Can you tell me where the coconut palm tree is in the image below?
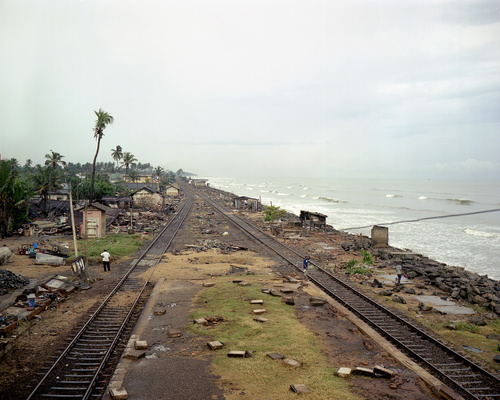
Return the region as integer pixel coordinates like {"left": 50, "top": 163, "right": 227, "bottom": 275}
{"left": 121, "top": 152, "right": 137, "bottom": 176}
{"left": 45, "top": 150, "right": 66, "bottom": 170}
{"left": 111, "top": 145, "right": 123, "bottom": 170}
{"left": 154, "top": 166, "right": 164, "bottom": 180}
{"left": 89, "top": 109, "right": 114, "bottom": 202}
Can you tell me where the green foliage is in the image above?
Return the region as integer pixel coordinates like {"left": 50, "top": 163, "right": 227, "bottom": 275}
{"left": 75, "top": 233, "right": 146, "bottom": 264}
{"left": 345, "top": 259, "right": 371, "bottom": 275}
{"left": 0, "top": 160, "right": 31, "bottom": 236}
{"left": 454, "top": 322, "right": 480, "bottom": 333}
{"left": 360, "top": 248, "right": 374, "bottom": 265}
{"left": 263, "top": 205, "right": 286, "bottom": 222}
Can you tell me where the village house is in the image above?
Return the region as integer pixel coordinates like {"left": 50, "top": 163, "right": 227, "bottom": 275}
{"left": 165, "top": 183, "right": 180, "bottom": 197}
{"left": 75, "top": 203, "right": 111, "bottom": 238}
{"left": 130, "top": 186, "right": 165, "bottom": 208}
{"left": 233, "top": 196, "right": 261, "bottom": 212}
{"left": 299, "top": 210, "right": 327, "bottom": 231}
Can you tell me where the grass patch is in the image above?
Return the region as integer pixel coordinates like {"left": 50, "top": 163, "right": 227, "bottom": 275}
{"left": 69, "top": 234, "right": 148, "bottom": 264}
{"left": 189, "top": 277, "right": 361, "bottom": 400}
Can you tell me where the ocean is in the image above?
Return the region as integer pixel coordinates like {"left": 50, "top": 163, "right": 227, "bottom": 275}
{"left": 203, "top": 176, "right": 500, "bottom": 281}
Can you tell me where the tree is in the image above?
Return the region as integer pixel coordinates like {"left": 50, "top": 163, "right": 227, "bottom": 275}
{"left": 44, "top": 150, "right": 66, "bottom": 213}
{"left": 122, "top": 152, "right": 137, "bottom": 176}
{"left": 89, "top": 109, "right": 114, "bottom": 202}
{"left": 154, "top": 166, "right": 164, "bottom": 180}
{"left": 128, "top": 170, "right": 139, "bottom": 190}
{"left": 0, "top": 160, "right": 30, "bottom": 237}
{"left": 31, "top": 165, "right": 62, "bottom": 213}
{"left": 263, "top": 205, "right": 287, "bottom": 222}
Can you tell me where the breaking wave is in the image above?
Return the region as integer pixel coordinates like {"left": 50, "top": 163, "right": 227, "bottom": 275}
{"left": 464, "top": 228, "right": 495, "bottom": 238}
{"left": 418, "top": 196, "right": 428, "bottom": 200}
{"left": 447, "top": 198, "right": 474, "bottom": 205}
{"left": 313, "top": 196, "right": 344, "bottom": 203}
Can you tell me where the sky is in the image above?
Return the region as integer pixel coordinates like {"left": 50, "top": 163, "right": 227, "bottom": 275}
{"left": 1, "top": 0, "right": 499, "bottom": 180}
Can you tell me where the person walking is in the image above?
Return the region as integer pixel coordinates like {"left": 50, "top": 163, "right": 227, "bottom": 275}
{"left": 303, "top": 255, "right": 310, "bottom": 276}
{"left": 394, "top": 264, "right": 402, "bottom": 284}
{"left": 100, "top": 249, "right": 111, "bottom": 272}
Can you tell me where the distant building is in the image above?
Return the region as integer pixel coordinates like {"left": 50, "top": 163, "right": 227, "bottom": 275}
{"left": 165, "top": 184, "right": 180, "bottom": 197}
{"left": 299, "top": 210, "right": 327, "bottom": 231}
{"left": 125, "top": 182, "right": 160, "bottom": 192}
{"left": 190, "top": 179, "right": 209, "bottom": 187}
{"left": 233, "top": 196, "right": 260, "bottom": 212}
{"left": 130, "top": 186, "right": 165, "bottom": 208}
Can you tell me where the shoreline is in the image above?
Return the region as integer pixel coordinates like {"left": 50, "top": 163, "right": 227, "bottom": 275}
{"left": 201, "top": 176, "right": 500, "bottom": 281}
{"left": 198, "top": 183, "right": 500, "bottom": 317}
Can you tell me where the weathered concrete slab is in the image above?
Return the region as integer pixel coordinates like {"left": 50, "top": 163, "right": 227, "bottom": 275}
{"left": 415, "top": 295, "right": 476, "bottom": 315}
{"left": 207, "top": 341, "right": 224, "bottom": 350}
{"left": 253, "top": 317, "right": 269, "bottom": 323}
{"left": 203, "top": 282, "right": 215, "bottom": 287}
{"left": 283, "top": 358, "right": 302, "bottom": 368}
{"left": 109, "top": 387, "right": 128, "bottom": 399}
{"left": 134, "top": 340, "right": 148, "bottom": 350}
{"left": 249, "top": 299, "right": 263, "bottom": 304}
{"left": 252, "top": 309, "right": 267, "bottom": 314}
{"left": 267, "top": 352, "right": 284, "bottom": 360}
{"left": 124, "top": 350, "right": 146, "bottom": 360}
{"left": 227, "top": 350, "right": 252, "bottom": 358}
{"left": 290, "top": 384, "right": 310, "bottom": 394}
{"left": 374, "top": 365, "right": 396, "bottom": 378}
{"left": 168, "top": 329, "right": 182, "bottom": 338}
{"left": 282, "top": 296, "right": 295, "bottom": 305}
{"left": 193, "top": 318, "right": 208, "bottom": 325}
{"left": 355, "top": 367, "right": 374, "bottom": 376}
{"left": 336, "top": 367, "right": 352, "bottom": 378}
{"left": 153, "top": 309, "right": 166, "bottom": 316}
{"left": 238, "top": 281, "right": 251, "bottom": 287}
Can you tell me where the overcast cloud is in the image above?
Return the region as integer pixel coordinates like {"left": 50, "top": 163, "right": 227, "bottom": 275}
{"left": 1, "top": 0, "right": 499, "bottom": 179}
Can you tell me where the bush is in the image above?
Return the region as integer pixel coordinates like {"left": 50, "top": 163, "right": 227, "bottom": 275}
{"left": 263, "top": 205, "right": 286, "bottom": 222}
{"left": 360, "top": 248, "right": 374, "bottom": 265}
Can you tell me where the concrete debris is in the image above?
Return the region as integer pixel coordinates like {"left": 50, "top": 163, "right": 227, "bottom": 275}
{"left": 283, "top": 358, "right": 302, "bottom": 368}
{"left": 0, "top": 269, "right": 29, "bottom": 295}
{"left": 290, "top": 384, "right": 310, "bottom": 394}
{"left": 134, "top": 340, "right": 148, "bottom": 350}
{"left": 282, "top": 296, "right": 295, "bottom": 305}
{"left": 252, "top": 309, "right": 267, "bottom": 314}
{"left": 267, "top": 352, "right": 284, "bottom": 360}
{"left": 35, "top": 252, "right": 66, "bottom": 266}
{"left": 125, "top": 350, "right": 146, "bottom": 360}
{"left": 154, "top": 309, "right": 166, "bottom": 316}
{"left": 374, "top": 365, "right": 396, "bottom": 378}
{"left": 253, "top": 317, "right": 269, "bottom": 323}
{"left": 207, "top": 341, "right": 224, "bottom": 350}
{"left": 194, "top": 318, "right": 208, "bottom": 325}
{"left": 336, "top": 367, "right": 352, "bottom": 378}
{"left": 109, "top": 387, "right": 128, "bottom": 400}
{"left": 168, "top": 328, "right": 182, "bottom": 338}
{"left": 227, "top": 350, "right": 252, "bottom": 358}
{"left": 355, "top": 367, "right": 374, "bottom": 376}
{"left": 0, "top": 247, "right": 12, "bottom": 265}
{"left": 249, "top": 299, "right": 263, "bottom": 304}
{"left": 203, "top": 282, "right": 215, "bottom": 287}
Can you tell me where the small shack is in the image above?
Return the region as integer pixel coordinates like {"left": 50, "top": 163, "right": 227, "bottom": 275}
{"left": 76, "top": 203, "right": 109, "bottom": 238}
{"left": 165, "top": 184, "right": 180, "bottom": 197}
{"left": 299, "top": 210, "right": 327, "bottom": 231}
{"left": 233, "top": 196, "right": 260, "bottom": 212}
{"left": 130, "top": 186, "right": 165, "bottom": 208}
{"left": 191, "top": 179, "right": 208, "bottom": 187}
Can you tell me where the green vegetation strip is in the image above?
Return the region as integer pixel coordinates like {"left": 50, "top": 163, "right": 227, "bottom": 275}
{"left": 70, "top": 234, "right": 149, "bottom": 264}
{"left": 189, "top": 277, "right": 360, "bottom": 400}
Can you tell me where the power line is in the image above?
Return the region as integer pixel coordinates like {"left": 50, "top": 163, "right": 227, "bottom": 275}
{"left": 343, "top": 208, "right": 500, "bottom": 231}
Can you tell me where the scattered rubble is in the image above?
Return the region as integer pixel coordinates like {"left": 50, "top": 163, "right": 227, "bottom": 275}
{"left": 0, "top": 269, "right": 29, "bottom": 295}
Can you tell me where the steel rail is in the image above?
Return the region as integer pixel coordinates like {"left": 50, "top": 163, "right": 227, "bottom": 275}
{"left": 195, "top": 188, "right": 500, "bottom": 400}
{"left": 26, "top": 197, "right": 194, "bottom": 400}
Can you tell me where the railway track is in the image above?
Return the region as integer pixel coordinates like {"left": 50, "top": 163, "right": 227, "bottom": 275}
{"left": 25, "top": 197, "right": 194, "bottom": 400}
{"left": 195, "top": 188, "right": 500, "bottom": 400}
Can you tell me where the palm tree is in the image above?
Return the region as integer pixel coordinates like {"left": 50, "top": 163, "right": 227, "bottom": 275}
{"left": 121, "top": 152, "right": 137, "bottom": 176}
{"left": 89, "top": 109, "right": 114, "bottom": 202}
{"left": 154, "top": 166, "right": 164, "bottom": 181}
{"left": 44, "top": 150, "right": 66, "bottom": 212}
{"left": 128, "top": 170, "right": 139, "bottom": 191}
{"left": 111, "top": 145, "right": 123, "bottom": 170}
{"left": 45, "top": 150, "right": 66, "bottom": 169}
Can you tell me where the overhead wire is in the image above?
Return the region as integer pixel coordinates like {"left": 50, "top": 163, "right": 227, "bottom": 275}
{"left": 343, "top": 208, "right": 500, "bottom": 231}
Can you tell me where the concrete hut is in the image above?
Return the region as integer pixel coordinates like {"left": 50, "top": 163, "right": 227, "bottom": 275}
{"left": 233, "top": 196, "right": 261, "bottom": 212}
{"left": 76, "top": 202, "right": 110, "bottom": 238}
{"left": 130, "top": 186, "right": 165, "bottom": 208}
{"left": 299, "top": 210, "right": 327, "bottom": 231}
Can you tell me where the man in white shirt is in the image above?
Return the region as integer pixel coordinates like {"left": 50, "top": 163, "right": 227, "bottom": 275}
{"left": 100, "top": 249, "right": 111, "bottom": 272}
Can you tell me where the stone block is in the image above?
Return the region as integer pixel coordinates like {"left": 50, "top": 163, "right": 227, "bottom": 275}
{"left": 109, "top": 387, "right": 128, "bottom": 400}
{"left": 267, "top": 352, "right": 284, "bottom": 360}
{"left": 252, "top": 309, "right": 267, "bottom": 314}
{"left": 124, "top": 350, "right": 146, "bottom": 360}
{"left": 203, "top": 282, "right": 215, "bottom": 287}
{"left": 153, "top": 309, "right": 166, "bottom": 316}
{"left": 374, "top": 365, "right": 396, "bottom": 378}
{"left": 207, "top": 341, "right": 224, "bottom": 350}
{"left": 168, "top": 329, "right": 182, "bottom": 338}
{"left": 336, "top": 367, "right": 352, "bottom": 378}
{"left": 290, "top": 384, "right": 310, "bottom": 394}
{"left": 238, "top": 281, "right": 251, "bottom": 286}
{"left": 253, "top": 317, "right": 269, "bottom": 323}
{"left": 228, "top": 350, "right": 252, "bottom": 358}
{"left": 282, "top": 296, "right": 295, "bottom": 305}
{"left": 282, "top": 358, "right": 302, "bottom": 368}
{"left": 280, "top": 288, "right": 294, "bottom": 294}
{"left": 134, "top": 340, "right": 148, "bottom": 350}
{"left": 355, "top": 367, "right": 374, "bottom": 376}
{"left": 250, "top": 299, "right": 263, "bottom": 304}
